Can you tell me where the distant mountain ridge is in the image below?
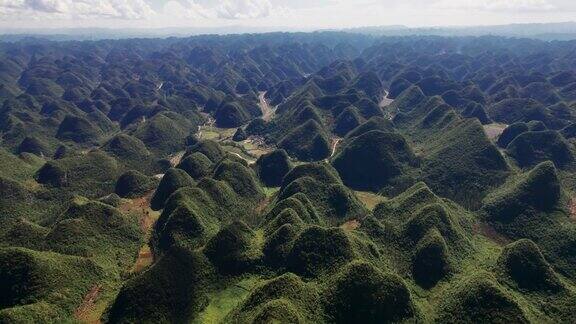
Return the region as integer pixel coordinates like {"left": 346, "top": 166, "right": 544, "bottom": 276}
{"left": 341, "top": 22, "right": 576, "bottom": 40}
{"left": 2, "top": 22, "right": 576, "bottom": 42}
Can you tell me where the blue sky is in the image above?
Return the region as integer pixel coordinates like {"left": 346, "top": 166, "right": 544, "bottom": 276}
{"left": 0, "top": 0, "right": 575, "bottom": 30}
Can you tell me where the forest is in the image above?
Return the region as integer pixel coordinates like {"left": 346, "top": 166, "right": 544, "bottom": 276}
{"left": 1, "top": 32, "right": 576, "bottom": 323}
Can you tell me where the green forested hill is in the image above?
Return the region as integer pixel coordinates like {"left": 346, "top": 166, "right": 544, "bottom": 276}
{"left": 1, "top": 33, "right": 576, "bottom": 323}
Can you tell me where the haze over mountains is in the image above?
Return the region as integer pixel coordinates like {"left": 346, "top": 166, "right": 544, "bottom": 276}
{"left": 2, "top": 22, "right": 576, "bottom": 41}
{"left": 344, "top": 21, "right": 576, "bottom": 40}
{"left": 1, "top": 17, "right": 576, "bottom": 324}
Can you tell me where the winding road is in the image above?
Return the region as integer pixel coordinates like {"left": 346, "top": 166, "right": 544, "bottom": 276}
{"left": 258, "top": 91, "right": 275, "bottom": 121}
{"left": 379, "top": 90, "right": 394, "bottom": 108}
{"left": 330, "top": 138, "right": 341, "bottom": 158}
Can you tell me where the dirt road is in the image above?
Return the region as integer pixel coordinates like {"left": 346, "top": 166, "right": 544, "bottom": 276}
{"left": 258, "top": 92, "right": 275, "bottom": 122}
{"left": 379, "top": 90, "right": 394, "bottom": 108}
{"left": 169, "top": 151, "right": 185, "bottom": 167}
{"left": 330, "top": 138, "right": 341, "bottom": 158}
{"left": 74, "top": 285, "right": 102, "bottom": 324}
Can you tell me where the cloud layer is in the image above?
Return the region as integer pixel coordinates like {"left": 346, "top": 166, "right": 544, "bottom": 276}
{"left": 0, "top": 0, "right": 287, "bottom": 22}
{"left": 0, "top": 0, "right": 575, "bottom": 28}
{"left": 433, "top": 0, "right": 557, "bottom": 12}
{"left": 170, "top": 0, "right": 280, "bottom": 20}
{"left": 216, "top": 0, "right": 274, "bottom": 19}
{"left": 0, "top": 0, "right": 154, "bottom": 19}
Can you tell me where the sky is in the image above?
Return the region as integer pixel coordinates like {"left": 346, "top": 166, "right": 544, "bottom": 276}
{"left": 0, "top": 0, "right": 575, "bottom": 31}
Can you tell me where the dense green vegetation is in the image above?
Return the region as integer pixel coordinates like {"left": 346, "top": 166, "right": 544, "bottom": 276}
{"left": 279, "top": 120, "right": 331, "bottom": 161}
{"left": 332, "top": 130, "right": 418, "bottom": 191}
{"left": 507, "top": 130, "right": 575, "bottom": 169}
{"left": 255, "top": 149, "right": 293, "bottom": 187}
{"left": 1, "top": 32, "right": 576, "bottom": 323}
{"left": 115, "top": 170, "right": 158, "bottom": 198}
{"left": 150, "top": 168, "right": 196, "bottom": 211}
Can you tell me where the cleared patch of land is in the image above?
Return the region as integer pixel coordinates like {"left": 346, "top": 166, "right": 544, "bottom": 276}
{"left": 380, "top": 90, "right": 396, "bottom": 120}
{"left": 121, "top": 191, "right": 160, "bottom": 274}
{"left": 340, "top": 219, "right": 361, "bottom": 231}
{"left": 75, "top": 191, "right": 160, "bottom": 323}
{"left": 193, "top": 276, "right": 263, "bottom": 324}
{"left": 472, "top": 223, "right": 511, "bottom": 246}
{"left": 196, "top": 111, "right": 274, "bottom": 161}
{"left": 241, "top": 137, "right": 273, "bottom": 157}
{"left": 169, "top": 151, "right": 185, "bottom": 167}
{"left": 74, "top": 284, "right": 102, "bottom": 324}
{"left": 258, "top": 91, "right": 276, "bottom": 122}
{"left": 569, "top": 197, "right": 576, "bottom": 221}
{"left": 198, "top": 125, "right": 235, "bottom": 142}
{"left": 483, "top": 123, "right": 508, "bottom": 141}
{"left": 379, "top": 90, "right": 394, "bottom": 108}
{"left": 354, "top": 191, "right": 387, "bottom": 210}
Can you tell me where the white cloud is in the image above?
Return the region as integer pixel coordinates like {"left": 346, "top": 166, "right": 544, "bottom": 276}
{"left": 216, "top": 0, "right": 273, "bottom": 19}
{"left": 0, "top": 0, "right": 155, "bottom": 19}
{"left": 433, "top": 0, "right": 557, "bottom": 12}
{"left": 176, "top": 0, "right": 282, "bottom": 20}
{"left": 0, "top": 0, "right": 574, "bottom": 29}
{"left": 160, "top": 0, "right": 209, "bottom": 20}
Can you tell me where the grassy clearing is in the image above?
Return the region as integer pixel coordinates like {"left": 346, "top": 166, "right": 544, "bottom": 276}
{"left": 198, "top": 122, "right": 273, "bottom": 162}
{"left": 198, "top": 126, "right": 236, "bottom": 141}
{"left": 194, "top": 276, "right": 263, "bottom": 324}
{"left": 200, "top": 130, "right": 223, "bottom": 141}
{"left": 221, "top": 144, "right": 256, "bottom": 164}
{"left": 242, "top": 140, "right": 272, "bottom": 156}
{"left": 263, "top": 187, "right": 280, "bottom": 198}
{"left": 354, "top": 191, "right": 387, "bottom": 210}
